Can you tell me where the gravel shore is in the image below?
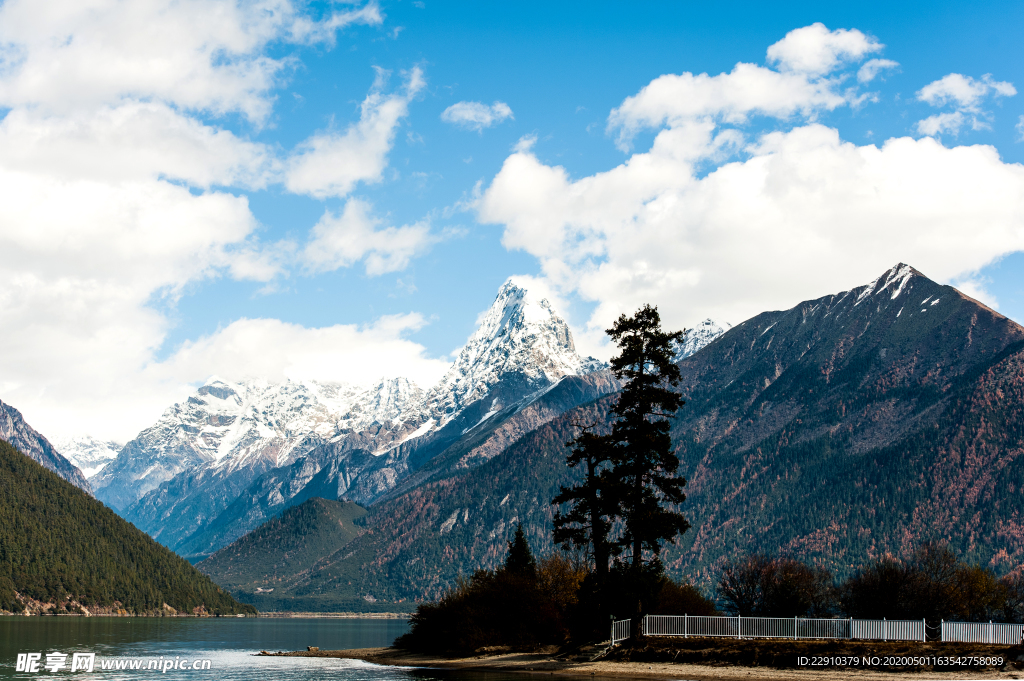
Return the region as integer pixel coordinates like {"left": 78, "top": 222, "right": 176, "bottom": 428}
{"left": 259, "top": 643, "right": 1024, "bottom": 680}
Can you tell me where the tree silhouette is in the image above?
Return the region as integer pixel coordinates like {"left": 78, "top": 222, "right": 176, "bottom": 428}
{"left": 504, "top": 524, "right": 537, "bottom": 578}
{"left": 551, "top": 421, "right": 618, "bottom": 582}
{"left": 606, "top": 304, "right": 689, "bottom": 571}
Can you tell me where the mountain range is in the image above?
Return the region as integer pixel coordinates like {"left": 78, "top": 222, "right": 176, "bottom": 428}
{"left": 85, "top": 282, "right": 713, "bottom": 560}
{"left": 193, "top": 263, "right": 1024, "bottom": 609}
{"left": 30, "top": 262, "right": 1023, "bottom": 613}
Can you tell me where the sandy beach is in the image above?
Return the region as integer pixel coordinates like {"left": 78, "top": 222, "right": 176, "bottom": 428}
{"left": 260, "top": 644, "right": 1024, "bottom": 680}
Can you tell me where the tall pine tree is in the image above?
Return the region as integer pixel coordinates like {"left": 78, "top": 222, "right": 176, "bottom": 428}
{"left": 551, "top": 421, "right": 618, "bottom": 581}
{"left": 606, "top": 304, "right": 689, "bottom": 571}
{"left": 504, "top": 523, "right": 537, "bottom": 578}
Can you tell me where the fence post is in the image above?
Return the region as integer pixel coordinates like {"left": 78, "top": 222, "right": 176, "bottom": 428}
{"left": 990, "top": 620, "right": 993, "bottom": 645}
{"left": 922, "top": 619, "right": 926, "bottom": 643}
{"left": 737, "top": 615, "right": 741, "bottom": 640}
{"left": 794, "top": 616, "right": 797, "bottom": 640}
{"left": 849, "top": 617, "right": 852, "bottom": 640}
{"left": 684, "top": 614, "right": 688, "bottom": 638}
{"left": 883, "top": 617, "right": 887, "bottom": 642}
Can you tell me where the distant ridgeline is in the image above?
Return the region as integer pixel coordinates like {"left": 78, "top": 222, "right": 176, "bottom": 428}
{"left": 190, "top": 264, "right": 1024, "bottom": 608}
{"left": 0, "top": 438, "right": 254, "bottom": 616}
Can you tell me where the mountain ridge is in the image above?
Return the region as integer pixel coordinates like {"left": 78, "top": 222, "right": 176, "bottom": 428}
{"left": 0, "top": 399, "right": 91, "bottom": 493}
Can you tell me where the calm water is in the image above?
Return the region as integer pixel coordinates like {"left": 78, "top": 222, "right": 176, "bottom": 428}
{"left": 0, "top": 617, "right": 563, "bottom": 681}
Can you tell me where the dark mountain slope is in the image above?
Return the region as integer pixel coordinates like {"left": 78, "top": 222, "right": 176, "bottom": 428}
{"left": 0, "top": 439, "right": 253, "bottom": 615}
{"left": 220, "top": 403, "right": 601, "bottom": 605}
{"left": 662, "top": 264, "right": 1024, "bottom": 579}
{"left": 197, "top": 498, "right": 365, "bottom": 593}
{"left": 0, "top": 399, "right": 90, "bottom": 493}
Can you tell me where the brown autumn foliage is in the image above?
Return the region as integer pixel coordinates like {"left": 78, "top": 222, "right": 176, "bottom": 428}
{"left": 842, "top": 542, "right": 1015, "bottom": 624}
{"left": 717, "top": 554, "right": 837, "bottom": 617}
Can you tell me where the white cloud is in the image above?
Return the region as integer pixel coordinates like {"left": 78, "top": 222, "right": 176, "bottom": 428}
{"left": 0, "top": 0, "right": 382, "bottom": 121}
{"left": 440, "top": 101, "right": 514, "bottom": 131}
{"left": 916, "top": 111, "right": 966, "bottom": 136}
{"left": 0, "top": 102, "right": 276, "bottom": 188}
{"left": 857, "top": 58, "right": 899, "bottom": 83}
{"left": 285, "top": 67, "right": 425, "bottom": 198}
{"left": 1018, "top": 115, "right": 1024, "bottom": 142}
{"left": 155, "top": 315, "right": 451, "bottom": 388}
{"left": 918, "top": 73, "right": 1016, "bottom": 110}
{"left": 479, "top": 38, "right": 1024, "bottom": 361}
{"left": 608, "top": 24, "right": 886, "bottom": 150}
{"left": 303, "top": 198, "right": 436, "bottom": 275}
{"left": 916, "top": 73, "right": 1016, "bottom": 136}
{"left": 0, "top": 164, "right": 278, "bottom": 440}
{"left": 0, "top": 0, "right": 410, "bottom": 442}
{"left": 766, "top": 23, "right": 882, "bottom": 75}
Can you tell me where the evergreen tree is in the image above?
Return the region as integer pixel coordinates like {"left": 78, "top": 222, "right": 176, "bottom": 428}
{"left": 504, "top": 524, "right": 537, "bottom": 578}
{"left": 551, "top": 422, "right": 618, "bottom": 581}
{"left": 606, "top": 304, "right": 689, "bottom": 570}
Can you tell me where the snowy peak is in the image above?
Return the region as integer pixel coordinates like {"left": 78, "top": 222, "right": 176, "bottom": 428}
{"left": 155, "top": 376, "right": 425, "bottom": 467}
{"left": 429, "top": 281, "right": 598, "bottom": 424}
{"left": 53, "top": 435, "right": 122, "bottom": 479}
{"left": 676, "top": 319, "right": 731, "bottom": 361}
{"left": 355, "top": 377, "right": 426, "bottom": 427}
{"left": 93, "top": 375, "right": 427, "bottom": 511}
{"left": 94, "top": 280, "right": 603, "bottom": 516}
{"left": 854, "top": 263, "right": 921, "bottom": 305}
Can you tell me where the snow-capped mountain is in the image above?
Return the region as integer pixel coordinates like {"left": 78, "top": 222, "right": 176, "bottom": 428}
{"left": 93, "top": 377, "right": 426, "bottom": 512}
{"left": 52, "top": 435, "right": 123, "bottom": 479}
{"left": 676, "top": 318, "right": 731, "bottom": 361}
{"left": 0, "top": 398, "right": 91, "bottom": 492}
{"left": 102, "top": 280, "right": 614, "bottom": 554}
{"left": 427, "top": 281, "right": 603, "bottom": 429}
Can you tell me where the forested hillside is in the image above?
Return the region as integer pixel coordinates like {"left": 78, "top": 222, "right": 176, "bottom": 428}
{"left": 0, "top": 439, "right": 254, "bottom": 615}
{"left": 197, "top": 498, "right": 379, "bottom": 611}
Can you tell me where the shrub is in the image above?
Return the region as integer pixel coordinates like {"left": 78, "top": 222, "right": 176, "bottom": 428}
{"left": 396, "top": 528, "right": 580, "bottom": 655}
{"left": 841, "top": 542, "right": 1010, "bottom": 624}
{"left": 717, "top": 554, "right": 837, "bottom": 617}
{"left": 648, "top": 579, "right": 718, "bottom": 616}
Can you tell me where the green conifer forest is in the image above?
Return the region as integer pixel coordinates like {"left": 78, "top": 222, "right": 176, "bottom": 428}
{"left": 0, "top": 439, "right": 255, "bottom": 615}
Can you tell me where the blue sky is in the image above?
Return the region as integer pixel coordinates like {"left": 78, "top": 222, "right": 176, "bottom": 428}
{"left": 1, "top": 0, "right": 1022, "bottom": 439}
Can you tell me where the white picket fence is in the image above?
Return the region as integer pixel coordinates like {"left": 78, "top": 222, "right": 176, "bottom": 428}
{"left": 851, "top": 618, "right": 925, "bottom": 642}
{"left": 611, "top": 618, "right": 631, "bottom": 644}
{"left": 640, "top": 615, "right": 925, "bottom": 642}
{"left": 610, "top": 614, "right": 1024, "bottom": 645}
{"left": 941, "top": 621, "right": 1024, "bottom": 644}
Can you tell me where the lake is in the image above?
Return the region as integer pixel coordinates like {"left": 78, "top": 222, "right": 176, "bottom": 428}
{"left": 0, "top": 617, "right": 552, "bottom": 680}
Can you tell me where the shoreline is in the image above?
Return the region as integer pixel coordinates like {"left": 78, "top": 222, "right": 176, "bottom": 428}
{"left": 0, "top": 612, "right": 408, "bottom": 618}
{"left": 261, "top": 645, "right": 1024, "bottom": 680}
{"left": 256, "top": 612, "right": 410, "bottom": 619}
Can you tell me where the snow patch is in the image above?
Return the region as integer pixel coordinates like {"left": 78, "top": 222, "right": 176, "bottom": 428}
{"left": 676, "top": 319, "right": 731, "bottom": 360}
{"left": 462, "top": 409, "right": 500, "bottom": 435}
